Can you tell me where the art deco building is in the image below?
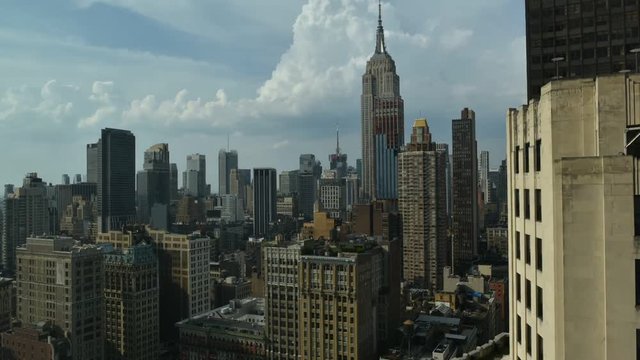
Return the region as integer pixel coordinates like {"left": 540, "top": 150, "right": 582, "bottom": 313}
{"left": 525, "top": 0, "right": 640, "bottom": 99}
{"left": 136, "top": 143, "right": 170, "bottom": 229}
{"left": 16, "top": 236, "right": 104, "bottom": 360}
{"left": 399, "top": 119, "right": 448, "bottom": 289}
{"left": 96, "top": 128, "right": 136, "bottom": 232}
{"left": 218, "top": 149, "right": 238, "bottom": 195}
{"left": 452, "top": 108, "right": 478, "bottom": 270}
{"left": 507, "top": 74, "right": 640, "bottom": 359}
{"left": 361, "top": 3, "right": 404, "bottom": 201}
{"left": 103, "top": 243, "right": 159, "bottom": 360}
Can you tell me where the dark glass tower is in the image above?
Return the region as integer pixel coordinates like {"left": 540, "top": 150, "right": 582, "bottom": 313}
{"left": 451, "top": 108, "right": 478, "bottom": 271}
{"left": 526, "top": 0, "right": 640, "bottom": 99}
{"left": 137, "top": 143, "right": 170, "bottom": 229}
{"left": 252, "top": 168, "right": 277, "bottom": 237}
{"left": 97, "top": 128, "right": 136, "bottom": 232}
{"left": 218, "top": 149, "right": 238, "bottom": 195}
{"left": 361, "top": 1, "right": 404, "bottom": 201}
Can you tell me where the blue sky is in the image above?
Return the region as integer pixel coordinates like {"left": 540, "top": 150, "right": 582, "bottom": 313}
{"left": 0, "top": 0, "right": 525, "bottom": 189}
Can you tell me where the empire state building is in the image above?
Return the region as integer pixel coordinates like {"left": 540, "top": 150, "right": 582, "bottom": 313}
{"left": 361, "top": 1, "right": 404, "bottom": 201}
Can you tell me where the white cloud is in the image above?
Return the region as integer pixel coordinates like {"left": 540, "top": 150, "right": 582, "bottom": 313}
{"left": 440, "top": 28, "right": 473, "bottom": 51}
{"left": 272, "top": 140, "right": 290, "bottom": 149}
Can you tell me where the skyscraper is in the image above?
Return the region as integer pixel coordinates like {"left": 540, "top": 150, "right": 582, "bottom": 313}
{"left": 361, "top": 2, "right": 404, "bottom": 201}
{"left": 137, "top": 143, "right": 170, "bottom": 229}
{"left": 435, "top": 143, "right": 452, "bottom": 222}
{"left": 399, "top": 119, "right": 448, "bottom": 290}
{"left": 452, "top": 108, "right": 478, "bottom": 271}
{"left": 218, "top": 149, "right": 238, "bottom": 195}
{"left": 298, "top": 154, "right": 319, "bottom": 220}
{"left": 525, "top": 0, "right": 640, "bottom": 99}
{"left": 252, "top": 168, "right": 277, "bottom": 237}
{"left": 103, "top": 242, "right": 159, "bottom": 360}
{"left": 61, "top": 174, "right": 70, "bottom": 185}
{"left": 183, "top": 154, "right": 206, "bottom": 198}
{"left": 1, "top": 173, "right": 51, "bottom": 273}
{"left": 16, "top": 236, "right": 104, "bottom": 360}
{"left": 479, "top": 150, "right": 490, "bottom": 204}
{"left": 97, "top": 128, "right": 136, "bottom": 232}
{"left": 507, "top": 74, "right": 639, "bottom": 360}
{"left": 278, "top": 170, "right": 299, "bottom": 196}
{"left": 170, "top": 163, "right": 179, "bottom": 201}
{"left": 329, "top": 127, "right": 348, "bottom": 179}
{"left": 318, "top": 171, "right": 347, "bottom": 220}
{"left": 86, "top": 143, "right": 98, "bottom": 183}
{"left": 230, "top": 168, "right": 251, "bottom": 212}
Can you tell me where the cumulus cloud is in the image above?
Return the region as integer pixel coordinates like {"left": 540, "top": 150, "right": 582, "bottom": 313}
{"left": 0, "top": 80, "right": 80, "bottom": 123}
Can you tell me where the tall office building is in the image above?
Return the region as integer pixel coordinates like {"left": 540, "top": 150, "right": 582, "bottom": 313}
{"left": 299, "top": 243, "right": 383, "bottom": 360}
{"left": 479, "top": 150, "right": 490, "bottom": 204}
{"left": 86, "top": 143, "right": 98, "bottom": 183}
{"left": 298, "top": 172, "right": 316, "bottom": 220}
{"left": 452, "top": 108, "right": 478, "bottom": 270}
{"left": 435, "top": 143, "right": 452, "bottom": 221}
{"left": 1, "top": 173, "right": 51, "bottom": 273}
{"left": 218, "top": 149, "right": 238, "bottom": 195}
{"left": 103, "top": 242, "right": 159, "bottom": 360}
{"left": 525, "top": 0, "right": 640, "bottom": 99}
{"left": 137, "top": 143, "right": 170, "bottom": 229}
{"left": 279, "top": 170, "right": 300, "bottom": 196}
{"left": 170, "top": 163, "right": 179, "bottom": 201}
{"left": 507, "top": 74, "right": 640, "bottom": 359}
{"left": 98, "top": 230, "right": 211, "bottom": 343}
{"left": 299, "top": 154, "right": 317, "bottom": 174}
{"left": 16, "top": 236, "right": 104, "bottom": 360}
{"left": 318, "top": 171, "right": 347, "bottom": 220}
{"left": 329, "top": 127, "right": 348, "bottom": 179}
{"left": 253, "top": 168, "right": 277, "bottom": 237}
{"left": 183, "top": 154, "right": 207, "bottom": 198}
{"left": 96, "top": 128, "right": 136, "bottom": 232}
{"left": 399, "top": 119, "right": 448, "bottom": 290}
{"left": 74, "top": 174, "right": 82, "bottom": 184}
{"left": 230, "top": 168, "right": 251, "bottom": 212}
{"left": 361, "top": 3, "right": 404, "bottom": 201}
{"left": 61, "top": 174, "right": 70, "bottom": 185}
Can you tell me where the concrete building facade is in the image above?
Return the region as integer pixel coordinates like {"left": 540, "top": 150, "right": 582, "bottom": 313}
{"left": 507, "top": 74, "right": 640, "bottom": 359}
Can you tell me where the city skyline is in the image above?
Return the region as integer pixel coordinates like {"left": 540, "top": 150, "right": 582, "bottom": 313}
{"left": 0, "top": 0, "right": 525, "bottom": 187}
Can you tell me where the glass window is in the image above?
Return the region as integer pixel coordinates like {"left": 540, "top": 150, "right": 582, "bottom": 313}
{"left": 536, "top": 238, "right": 543, "bottom": 271}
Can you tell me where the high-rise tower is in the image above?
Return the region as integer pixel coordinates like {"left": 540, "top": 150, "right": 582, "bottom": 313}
{"left": 361, "top": 1, "right": 404, "bottom": 201}
{"left": 137, "top": 143, "right": 170, "bottom": 229}
{"left": 218, "top": 149, "right": 238, "bottom": 195}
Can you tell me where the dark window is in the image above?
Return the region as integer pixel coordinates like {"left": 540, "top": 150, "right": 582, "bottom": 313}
{"left": 537, "top": 286, "right": 543, "bottom": 320}
{"left": 515, "top": 146, "right": 520, "bottom": 174}
{"left": 525, "top": 189, "right": 531, "bottom": 219}
{"left": 535, "top": 139, "right": 541, "bottom": 171}
{"left": 515, "top": 189, "right": 521, "bottom": 217}
{"left": 538, "top": 334, "right": 544, "bottom": 360}
{"left": 516, "top": 231, "right": 521, "bottom": 260}
{"left": 525, "top": 235, "right": 531, "bottom": 265}
{"left": 535, "top": 189, "right": 542, "bottom": 222}
{"left": 526, "top": 325, "right": 532, "bottom": 354}
{"left": 636, "top": 260, "right": 640, "bottom": 306}
{"left": 517, "top": 274, "right": 521, "bottom": 302}
{"left": 525, "top": 143, "right": 530, "bottom": 173}
{"left": 517, "top": 315, "right": 522, "bottom": 343}
{"left": 536, "top": 238, "right": 543, "bottom": 271}
{"left": 526, "top": 279, "right": 532, "bottom": 309}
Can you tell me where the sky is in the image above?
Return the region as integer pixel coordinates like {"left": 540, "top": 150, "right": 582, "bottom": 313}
{"left": 0, "top": 0, "right": 526, "bottom": 189}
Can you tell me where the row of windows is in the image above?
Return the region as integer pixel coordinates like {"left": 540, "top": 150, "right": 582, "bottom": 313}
{"left": 516, "top": 274, "right": 544, "bottom": 321}
{"left": 514, "top": 140, "right": 542, "bottom": 174}
{"left": 516, "top": 315, "right": 544, "bottom": 360}
{"left": 514, "top": 189, "right": 543, "bottom": 221}
{"left": 515, "top": 232, "right": 543, "bottom": 271}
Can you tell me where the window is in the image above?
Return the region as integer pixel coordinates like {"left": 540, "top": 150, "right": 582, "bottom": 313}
{"left": 535, "top": 140, "right": 541, "bottom": 172}
{"left": 515, "top": 146, "right": 520, "bottom": 174}
{"left": 537, "top": 286, "right": 543, "bottom": 320}
{"left": 525, "top": 235, "right": 531, "bottom": 265}
{"left": 526, "top": 325, "right": 532, "bottom": 355}
{"left": 516, "top": 274, "right": 521, "bottom": 302}
{"left": 525, "top": 189, "right": 531, "bottom": 219}
{"left": 517, "top": 315, "right": 522, "bottom": 343}
{"left": 515, "top": 189, "right": 520, "bottom": 217}
{"left": 516, "top": 231, "right": 521, "bottom": 260}
{"left": 526, "top": 279, "right": 532, "bottom": 309}
{"left": 536, "top": 238, "right": 543, "bottom": 271}
{"left": 524, "top": 143, "right": 530, "bottom": 173}
{"left": 538, "top": 334, "right": 544, "bottom": 360}
{"left": 535, "top": 189, "right": 542, "bottom": 221}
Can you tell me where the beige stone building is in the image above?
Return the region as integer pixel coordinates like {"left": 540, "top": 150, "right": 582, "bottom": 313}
{"left": 0, "top": 278, "right": 13, "bottom": 333}
{"left": 16, "top": 236, "right": 104, "bottom": 360}
{"left": 399, "top": 119, "right": 448, "bottom": 290}
{"left": 507, "top": 74, "right": 639, "bottom": 359}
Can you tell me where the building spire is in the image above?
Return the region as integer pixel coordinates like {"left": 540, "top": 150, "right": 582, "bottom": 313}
{"left": 375, "top": 0, "right": 386, "bottom": 54}
{"left": 336, "top": 124, "right": 341, "bottom": 155}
